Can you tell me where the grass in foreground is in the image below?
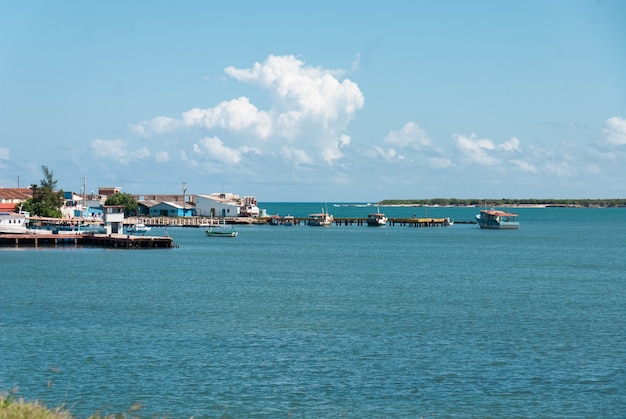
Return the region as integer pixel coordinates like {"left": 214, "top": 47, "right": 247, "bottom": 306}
{"left": 0, "top": 391, "right": 144, "bottom": 419}
{"left": 0, "top": 391, "right": 73, "bottom": 419}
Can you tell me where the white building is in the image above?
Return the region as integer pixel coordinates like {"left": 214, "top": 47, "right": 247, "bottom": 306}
{"left": 195, "top": 193, "right": 241, "bottom": 218}
{"left": 103, "top": 205, "right": 125, "bottom": 235}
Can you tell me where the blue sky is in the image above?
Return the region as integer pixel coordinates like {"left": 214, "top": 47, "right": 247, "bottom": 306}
{"left": 1, "top": 1, "right": 625, "bottom": 202}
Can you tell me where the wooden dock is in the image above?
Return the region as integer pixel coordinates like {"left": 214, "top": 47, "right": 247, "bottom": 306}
{"left": 259, "top": 216, "right": 455, "bottom": 227}
{"left": 0, "top": 233, "right": 175, "bottom": 248}
{"left": 129, "top": 216, "right": 464, "bottom": 227}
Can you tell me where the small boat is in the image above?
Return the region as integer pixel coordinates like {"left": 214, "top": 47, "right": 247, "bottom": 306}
{"left": 283, "top": 215, "right": 295, "bottom": 226}
{"left": 0, "top": 211, "right": 29, "bottom": 234}
{"left": 475, "top": 209, "right": 519, "bottom": 229}
{"left": 206, "top": 219, "right": 238, "bottom": 237}
{"left": 366, "top": 207, "right": 387, "bottom": 226}
{"left": 307, "top": 207, "right": 334, "bottom": 226}
{"left": 128, "top": 222, "right": 151, "bottom": 234}
{"left": 269, "top": 215, "right": 281, "bottom": 225}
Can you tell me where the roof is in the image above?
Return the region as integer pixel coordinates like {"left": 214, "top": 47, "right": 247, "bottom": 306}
{"left": 0, "top": 188, "right": 32, "bottom": 200}
{"left": 481, "top": 209, "right": 518, "bottom": 217}
{"left": 158, "top": 201, "right": 184, "bottom": 209}
{"left": 0, "top": 203, "right": 18, "bottom": 211}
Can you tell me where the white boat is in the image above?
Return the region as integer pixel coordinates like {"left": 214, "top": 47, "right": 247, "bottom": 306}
{"left": 206, "top": 219, "right": 238, "bottom": 238}
{"left": 475, "top": 209, "right": 519, "bottom": 229}
{"left": 366, "top": 207, "right": 387, "bottom": 226}
{"left": 128, "top": 222, "right": 151, "bottom": 234}
{"left": 0, "top": 211, "right": 29, "bottom": 234}
{"left": 283, "top": 215, "right": 295, "bottom": 226}
{"left": 307, "top": 207, "right": 334, "bottom": 226}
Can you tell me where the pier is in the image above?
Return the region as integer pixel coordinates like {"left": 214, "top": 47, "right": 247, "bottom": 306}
{"left": 124, "top": 216, "right": 460, "bottom": 227}
{"left": 0, "top": 233, "right": 175, "bottom": 248}
{"left": 257, "top": 216, "right": 456, "bottom": 227}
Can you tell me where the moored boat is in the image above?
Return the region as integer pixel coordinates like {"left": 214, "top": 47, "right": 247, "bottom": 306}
{"left": 128, "top": 222, "right": 151, "bottom": 234}
{"left": 366, "top": 207, "right": 388, "bottom": 226}
{"left": 475, "top": 209, "right": 519, "bottom": 229}
{"left": 283, "top": 215, "right": 295, "bottom": 226}
{"left": 0, "top": 211, "right": 29, "bottom": 234}
{"left": 206, "top": 219, "right": 238, "bottom": 237}
{"left": 307, "top": 207, "right": 334, "bottom": 226}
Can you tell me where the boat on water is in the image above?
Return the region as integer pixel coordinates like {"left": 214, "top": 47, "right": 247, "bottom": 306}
{"left": 206, "top": 219, "right": 238, "bottom": 237}
{"left": 307, "top": 207, "right": 334, "bottom": 226}
{"left": 366, "top": 207, "right": 388, "bottom": 226}
{"left": 0, "top": 211, "right": 29, "bottom": 234}
{"left": 128, "top": 222, "right": 151, "bottom": 234}
{"left": 283, "top": 215, "right": 295, "bottom": 226}
{"left": 269, "top": 215, "right": 281, "bottom": 225}
{"left": 475, "top": 209, "right": 519, "bottom": 229}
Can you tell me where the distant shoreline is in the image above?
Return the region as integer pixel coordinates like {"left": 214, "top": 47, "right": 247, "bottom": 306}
{"left": 377, "top": 199, "right": 626, "bottom": 208}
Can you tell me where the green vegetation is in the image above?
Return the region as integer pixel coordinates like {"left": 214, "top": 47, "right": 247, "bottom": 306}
{"left": 0, "top": 390, "right": 147, "bottom": 419}
{"left": 379, "top": 198, "right": 626, "bottom": 207}
{"left": 0, "top": 390, "right": 73, "bottom": 419}
{"left": 104, "top": 192, "right": 138, "bottom": 217}
{"left": 17, "top": 166, "right": 64, "bottom": 218}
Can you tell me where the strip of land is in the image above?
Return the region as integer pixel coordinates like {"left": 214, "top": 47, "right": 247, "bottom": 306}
{"left": 379, "top": 199, "right": 626, "bottom": 207}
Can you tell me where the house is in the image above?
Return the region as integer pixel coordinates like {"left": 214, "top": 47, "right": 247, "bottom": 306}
{"left": 196, "top": 193, "right": 241, "bottom": 218}
{"left": 99, "top": 187, "right": 121, "bottom": 197}
{"left": 0, "top": 188, "right": 32, "bottom": 212}
{"left": 62, "top": 191, "right": 85, "bottom": 217}
{"left": 148, "top": 201, "right": 196, "bottom": 217}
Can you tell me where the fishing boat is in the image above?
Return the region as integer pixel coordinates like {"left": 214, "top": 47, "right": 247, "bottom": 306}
{"left": 283, "top": 215, "right": 295, "bottom": 226}
{"left": 307, "top": 207, "right": 334, "bottom": 226}
{"left": 128, "top": 222, "right": 151, "bottom": 234}
{"left": 206, "top": 219, "right": 238, "bottom": 237}
{"left": 475, "top": 209, "right": 519, "bottom": 229}
{"left": 0, "top": 211, "right": 29, "bottom": 234}
{"left": 366, "top": 207, "right": 388, "bottom": 226}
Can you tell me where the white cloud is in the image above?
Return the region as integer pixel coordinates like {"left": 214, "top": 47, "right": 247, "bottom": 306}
{"left": 225, "top": 55, "right": 364, "bottom": 162}
{"left": 91, "top": 139, "right": 129, "bottom": 160}
{"left": 182, "top": 97, "right": 273, "bottom": 138}
{"left": 510, "top": 159, "right": 538, "bottom": 173}
{"left": 130, "top": 116, "right": 180, "bottom": 137}
{"left": 454, "top": 133, "right": 521, "bottom": 166}
{"left": 384, "top": 122, "right": 431, "bottom": 150}
{"left": 604, "top": 116, "right": 626, "bottom": 145}
{"left": 91, "top": 139, "right": 150, "bottom": 164}
{"left": 194, "top": 136, "right": 242, "bottom": 165}
{"left": 127, "top": 55, "right": 365, "bottom": 168}
{"left": 225, "top": 55, "right": 362, "bottom": 122}
{"left": 0, "top": 147, "right": 9, "bottom": 160}
{"left": 282, "top": 146, "right": 313, "bottom": 165}
{"left": 372, "top": 146, "right": 399, "bottom": 162}
{"left": 454, "top": 134, "right": 499, "bottom": 165}
{"left": 321, "top": 134, "right": 352, "bottom": 164}
{"left": 500, "top": 137, "right": 521, "bottom": 151}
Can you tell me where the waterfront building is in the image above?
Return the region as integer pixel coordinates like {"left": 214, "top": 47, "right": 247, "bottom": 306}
{"left": 196, "top": 193, "right": 242, "bottom": 218}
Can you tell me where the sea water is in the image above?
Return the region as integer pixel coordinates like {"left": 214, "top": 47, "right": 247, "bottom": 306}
{"left": 1, "top": 204, "right": 625, "bottom": 417}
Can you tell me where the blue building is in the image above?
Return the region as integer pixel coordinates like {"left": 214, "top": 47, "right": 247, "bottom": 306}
{"left": 148, "top": 201, "right": 196, "bottom": 217}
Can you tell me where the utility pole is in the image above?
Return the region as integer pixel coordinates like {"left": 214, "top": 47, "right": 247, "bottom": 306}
{"left": 182, "top": 182, "right": 187, "bottom": 216}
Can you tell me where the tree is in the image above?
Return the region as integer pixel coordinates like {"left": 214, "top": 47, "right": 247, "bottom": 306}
{"left": 105, "top": 192, "right": 138, "bottom": 216}
{"left": 18, "top": 165, "right": 64, "bottom": 218}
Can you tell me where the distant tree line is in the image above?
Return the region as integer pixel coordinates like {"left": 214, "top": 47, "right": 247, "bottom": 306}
{"left": 378, "top": 198, "right": 626, "bottom": 207}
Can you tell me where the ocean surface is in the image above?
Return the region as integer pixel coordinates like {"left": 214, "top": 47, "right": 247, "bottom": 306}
{"left": 1, "top": 204, "right": 625, "bottom": 418}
